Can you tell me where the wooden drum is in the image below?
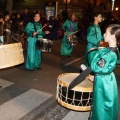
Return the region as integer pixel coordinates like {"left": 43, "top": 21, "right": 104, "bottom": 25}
{"left": 0, "top": 42, "right": 24, "bottom": 69}
{"left": 56, "top": 73, "right": 93, "bottom": 111}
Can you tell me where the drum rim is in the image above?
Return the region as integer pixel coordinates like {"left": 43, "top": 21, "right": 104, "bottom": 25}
{"left": 38, "top": 38, "right": 53, "bottom": 43}
{"left": 57, "top": 98, "right": 91, "bottom": 111}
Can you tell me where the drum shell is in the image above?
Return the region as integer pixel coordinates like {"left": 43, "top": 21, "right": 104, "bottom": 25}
{"left": 67, "top": 35, "right": 77, "bottom": 46}
{"left": 56, "top": 73, "right": 93, "bottom": 111}
{"left": 36, "top": 38, "right": 53, "bottom": 52}
{"left": 0, "top": 42, "right": 24, "bottom": 69}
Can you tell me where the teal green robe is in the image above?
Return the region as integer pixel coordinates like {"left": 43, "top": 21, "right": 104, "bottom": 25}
{"left": 24, "top": 22, "right": 44, "bottom": 70}
{"left": 88, "top": 48, "right": 119, "bottom": 120}
{"left": 85, "top": 24, "right": 103, "bottom": 66}
{"left": 117, "top": 47, "right": 120, "bottom": 64}
{"left": 60, "top": 20, "right": 78, "bottom": 56}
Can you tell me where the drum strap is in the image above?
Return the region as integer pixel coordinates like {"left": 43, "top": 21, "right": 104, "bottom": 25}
{"left": 33, "top": 22, "right": 38, "bottom": 38}
{"left": 69, "top": 21, "right": 74, "bottom": 32}
{"left": 68, "top": 66, "right": 92, "bottom": 91}
{"left": 93, "top": 24, "right": 98, "bottom": 40}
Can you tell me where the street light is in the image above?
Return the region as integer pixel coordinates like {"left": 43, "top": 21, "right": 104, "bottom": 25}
{"left": 63, "top": 0, "right": 71, "bottom": 12}
{"left": 115, "top": 7, "right": 119, "bottom": 15}
{"left": 115, "top": 7, "right": 118, "bottom": 11}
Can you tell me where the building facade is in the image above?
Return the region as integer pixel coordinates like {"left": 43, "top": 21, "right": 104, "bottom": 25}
{"left": 1, "top": 0, "right": 116, "bottom": 17}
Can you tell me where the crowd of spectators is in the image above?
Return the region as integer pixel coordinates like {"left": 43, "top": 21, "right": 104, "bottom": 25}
{"left": 0, "top": 8, "right": 120, "bottom": 50}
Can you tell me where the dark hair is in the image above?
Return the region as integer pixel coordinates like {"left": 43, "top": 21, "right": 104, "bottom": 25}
{"left": 108, "top": 24, "right": 120, "bottom": 43}
{"left": 33, "top": 12, "right": 40, "bottom": 18}
{"left": 90, "top": 12, "right": 102, "bottom": 23}
{"left": 93, "top": 12, "right": 102, "bottom": 18}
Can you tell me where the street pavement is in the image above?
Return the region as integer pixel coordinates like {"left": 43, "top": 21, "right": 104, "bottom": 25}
{"left": 0, "top": 78, "right": 90, "bottom": 120}
{"left": 0, "top": 40, "right": 120, "bottom": 120}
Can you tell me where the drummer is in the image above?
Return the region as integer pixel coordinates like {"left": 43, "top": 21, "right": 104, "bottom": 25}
{"left": 24, "top": 12, "right": 49, "bottom": 71}
{"left": 60, "top": 14, "right": 78, "bottom": 57}
{"left": 87, "top": 24, "right": 119, "bottom": 120}
{"left": 84, "top": 12, "right": 104, "bottom": 66}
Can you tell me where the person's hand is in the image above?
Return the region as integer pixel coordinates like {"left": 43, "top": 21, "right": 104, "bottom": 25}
{"left": 99, "top": 41, "right": 104, "bottom": 46}
{"left": 21, "top": 33, "right": 24, "bottom": 37}
{"left": 45, "top": 31, "right": 50, "bottom": 34}
{"left": 33, "top": 32, "right": 37, "bottom": 36}
{"left": 64, "top": 32, "right": 66, "bottom": 35}
{"left": 87, "top": 75, "right": 94, "bottom": 82}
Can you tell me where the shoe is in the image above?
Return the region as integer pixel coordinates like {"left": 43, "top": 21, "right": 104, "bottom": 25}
{"left": 0, "top": 86, "right": 2, "bottom": 89}
{"left": 36, "top": 68, "right": 41, "bottom": 70}
{"left": 34, "top": 68, "right": 41, "bottom": 70}
{"left": 25, "top": 68, "right": 34, "bottom": 71}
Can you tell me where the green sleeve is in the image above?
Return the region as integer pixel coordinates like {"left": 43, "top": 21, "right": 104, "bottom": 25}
{"left": 88, "top": 48, "right": 117, "bottom": 74}
{"left": 24, "top": 22, "right": 34, "bottom": 37}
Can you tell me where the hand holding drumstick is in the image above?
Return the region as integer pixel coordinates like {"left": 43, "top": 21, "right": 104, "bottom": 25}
{"left": 33, "top": 24, "right": 50, "bottom": 36}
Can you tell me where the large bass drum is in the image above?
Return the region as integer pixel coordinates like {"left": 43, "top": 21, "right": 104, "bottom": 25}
{"left": 56, "top": 73, "right": 93, "bottom": 111}
{"left": 0, "top": 42, "right": 24, "bottom": 69}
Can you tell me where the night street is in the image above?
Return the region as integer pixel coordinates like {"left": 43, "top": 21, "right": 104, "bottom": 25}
{"left": 0, "top": 40, "right": 120, "bottom": 120}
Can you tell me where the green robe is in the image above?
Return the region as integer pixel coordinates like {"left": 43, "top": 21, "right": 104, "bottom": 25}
{"left": 60, "top": 19, "right": 78, "bottom": 56}
{"left": 88, "top": 48, "right": 119, "bottom": 120}
{"left": 24, "top": 22, "right": 44, "bottom": 70}
{"left": 85, "top": 24, "right": 103, "bottom": 66}
{"left": 117, "top": 47, "right": 120, "bottom": 64}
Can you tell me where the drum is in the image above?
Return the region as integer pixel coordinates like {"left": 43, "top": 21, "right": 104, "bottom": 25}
{"left": 0, "top": 42, "right": 24, "bottom": 69}
{"left": 36, "top": 38, "right": 53, "bottom": 52}
{"left": 56, "top": 73, "right": 93, "bottom": 111}
{"left": 67, "top": 34, "right": 77, "bottom": 46}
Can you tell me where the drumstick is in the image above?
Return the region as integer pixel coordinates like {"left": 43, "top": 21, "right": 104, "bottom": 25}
{"left": 9, "top": 35, "right": 19, "bottom": 42}
{"left": 68, "top": 66, "right": 92, "bottom": 91}
{"left": 80, "top": 64, "right": 87, "bottom": 71}
{"left": 67, "top": 31, "right": 78, "bottom": 36}
{"left": 37, "top": 24, "right": 47, "bottom": 33}
{"left": 80, "top": 64, "right": 90, "bottom": 78}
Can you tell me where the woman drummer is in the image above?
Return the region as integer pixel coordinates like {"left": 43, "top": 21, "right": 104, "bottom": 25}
{"left": 60, "top": 14, "right": 78, "bottom": 57}
{"left": 24, "top": 12, "right": 49, "bottom": 71}
{"left": 87, "top": 24, "right": 119, "bottom": 120}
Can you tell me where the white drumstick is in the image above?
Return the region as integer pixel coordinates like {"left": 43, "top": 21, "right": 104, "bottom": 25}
{"left": 37, "top": 24, "right": 47, "bottom": 33}
{"left": 80, "top": 64, "right": 91, "bottom": 79}
{"left": 80, "top": 64, "right": 87, "bottom": 71}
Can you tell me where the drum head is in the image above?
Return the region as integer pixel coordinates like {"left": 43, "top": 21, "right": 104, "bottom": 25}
{"left": 41, "top": 38, "right": 48, "bottom": 43}
{"left": 57, "top": 73, "right": 93, "bottom": 92}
